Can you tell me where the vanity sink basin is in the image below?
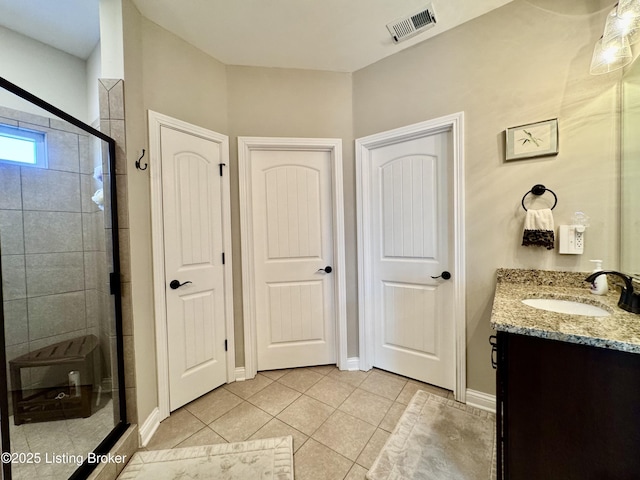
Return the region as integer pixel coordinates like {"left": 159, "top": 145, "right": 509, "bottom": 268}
{"left": 522, "top": 298, "right": 610, "bottom": 317}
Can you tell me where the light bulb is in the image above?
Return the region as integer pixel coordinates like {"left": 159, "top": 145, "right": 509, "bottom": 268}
{"left": 604, "top": 6, "right": 640, "bottom": 44}
{"left": 590, "top": 35, "right": 633, "bottom": 74}
{"left": 617, "top": 0, "right": 640, "bottom": 19}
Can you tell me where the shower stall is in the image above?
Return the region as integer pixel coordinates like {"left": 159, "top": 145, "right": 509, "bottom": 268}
{"left": 0, "top": 77, "right": 128, "bottom": 479}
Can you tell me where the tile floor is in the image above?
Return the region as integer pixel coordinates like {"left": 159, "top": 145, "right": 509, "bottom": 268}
{"left": 140, "top": 365, "right": 452, "bottom": 480}
{"left": 10, "top": 396, "right": 115, "bottom": 480}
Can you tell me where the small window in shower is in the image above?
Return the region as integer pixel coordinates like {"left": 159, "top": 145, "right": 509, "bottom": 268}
{"left": 0, "top": 123, "right": 47, "bottom": 168}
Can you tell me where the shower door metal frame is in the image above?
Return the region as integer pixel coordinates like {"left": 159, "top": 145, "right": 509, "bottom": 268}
{"left": 0, "top": 76, "right": 129, "bottom": 480}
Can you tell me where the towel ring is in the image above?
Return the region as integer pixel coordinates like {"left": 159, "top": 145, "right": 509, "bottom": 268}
{"left": 521, "top": 184, "right": 557, "bottom": 211}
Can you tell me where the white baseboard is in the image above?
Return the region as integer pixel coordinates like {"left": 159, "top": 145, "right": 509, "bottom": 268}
{"left": 466, "top": 389, "right": 496, "bottom": 413}
{"left": 344, "top": 357, "right": 360, "bottom": 371}
{"left": 235, "top": 366, "right": 247, "bottom": 381}
{"left": 139, "top": 407, "right": 161, "bottom": 447}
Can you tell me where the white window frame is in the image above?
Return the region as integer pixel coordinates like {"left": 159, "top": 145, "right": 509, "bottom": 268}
{"left": 0, "top": 124, "right": 47, "bottom": 168}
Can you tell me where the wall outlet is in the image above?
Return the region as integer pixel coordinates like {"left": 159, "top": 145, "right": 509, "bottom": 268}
{"left": 559, "top": 225, "right": 585, "bottom": 254}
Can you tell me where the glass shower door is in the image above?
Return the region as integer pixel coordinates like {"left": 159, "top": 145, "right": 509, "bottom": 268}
{"left": 0, "top": 77, "right": 127, "bottom": 480}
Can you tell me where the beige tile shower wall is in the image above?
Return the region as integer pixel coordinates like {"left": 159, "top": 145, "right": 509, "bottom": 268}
{"left": 353, "top": 0, "right": 621, "bottom": 395}
{"left": 0, "top": 105, "right": 105, "bottom": 390}
{"left": 98, "top": 78, "right": 137, "bottom": 424}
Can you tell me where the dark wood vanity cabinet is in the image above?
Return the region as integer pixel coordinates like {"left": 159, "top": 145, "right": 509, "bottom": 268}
{"left": 495, "top": 331, "right": 640, "bottom": 480}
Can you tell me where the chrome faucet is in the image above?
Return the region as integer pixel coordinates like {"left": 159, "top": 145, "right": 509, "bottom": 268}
{"left": 584, "top": 270, "right": 640, "bottom": 314}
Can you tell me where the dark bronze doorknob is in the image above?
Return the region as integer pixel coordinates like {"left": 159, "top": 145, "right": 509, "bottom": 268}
{"left": 431, "top": 271, "right": 451, "bottom": 280}
{"left": 317, "top": 266, "right": 333, "bottom": 274}
{"left": 169, "top": 280, "right": 192, "bottom": 289}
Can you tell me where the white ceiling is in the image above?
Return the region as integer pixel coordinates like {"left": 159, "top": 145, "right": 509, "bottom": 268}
{"left": 130, "top": 0, "right": 514, "bottom": 72}
{"left": 0, "top": 0, "right": 514, "bottom": 71}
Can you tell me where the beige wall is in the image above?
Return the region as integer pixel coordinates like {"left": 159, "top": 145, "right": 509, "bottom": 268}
{"left": 122, "top": 0, "right": 229, "bottom": 424}
{"left": 226, "top": 66, "right": 355, "bottom": 362}
{"left": 354, "top": 0, "right": 620, "bottom": 394}
{"left": 121, "top": 0, "right": 623, "bottom": 425}
{"left": 0, "top": 26, "right": 89, "bottom": 121}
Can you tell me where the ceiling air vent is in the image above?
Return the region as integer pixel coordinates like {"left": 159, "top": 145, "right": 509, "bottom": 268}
{"left": 387, "top": 4, "right": 437, "bottom": 43}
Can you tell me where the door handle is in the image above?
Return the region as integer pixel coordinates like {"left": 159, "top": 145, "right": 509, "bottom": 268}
{"left": 431, "top": 271, "right": 451, "bottom": 280}
{"left": 169, "top": 280, "right": 192, "bottom": 290}
{"left": 317, "top": 266, "right": 333, "bottom": 274}
{"left": 489, "top": 335, "right": 498, "bottom": 369}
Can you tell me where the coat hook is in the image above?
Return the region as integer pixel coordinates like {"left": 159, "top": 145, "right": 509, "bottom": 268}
{"left": 135, "top": 149, "right": 148, "bottom": 171}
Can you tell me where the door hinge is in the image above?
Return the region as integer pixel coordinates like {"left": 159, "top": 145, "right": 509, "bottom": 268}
{"left": 222, "top": 252, "right": 225, "bottom": 264}
{"left": 109, "top": 272, "right": 121, "bottom": 296}
{"left": 219, "top": 163, "right": 226, "bottom": 176}
{"left": 224, "top": 339, "right": 228, "bottom": 351}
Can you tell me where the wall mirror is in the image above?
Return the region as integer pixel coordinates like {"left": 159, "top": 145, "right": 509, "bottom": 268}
{"left": 0, "top": 77, "right": 127, "bottom": 480}
{"left": 621, "top": 58, "right": 640, "bottom": 278}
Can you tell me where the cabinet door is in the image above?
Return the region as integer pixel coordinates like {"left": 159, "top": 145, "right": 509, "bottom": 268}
{"left": 492, "top": 334, "right": 505, "bottom": 480}
{"left": 502, "top": 333, "right": 640, "bottom": 480}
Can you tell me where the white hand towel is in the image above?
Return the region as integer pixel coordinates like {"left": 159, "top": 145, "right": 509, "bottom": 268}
{"left": 522, "top": 208, "right": 554, "bottom": 250}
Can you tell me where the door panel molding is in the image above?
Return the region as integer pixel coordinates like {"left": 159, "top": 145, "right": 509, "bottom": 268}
{"left": 356, "top": 112, "right": 466, "bottom": 402}
{"left": 149, "top": 111, "right": 235, "bottom": 421}
{"left": 239, "top": 137, "right": 347, "bottom": 378}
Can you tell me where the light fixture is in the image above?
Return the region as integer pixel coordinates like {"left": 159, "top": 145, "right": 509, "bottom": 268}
{"left": 590, "top": 2, "right": 640, "bottom": 75}
{"left": 617, "top": 0, "right": 640, "bottom": 19}
{"left": 590, "top": 35, "right": 633, "bottom": 75}
{"left": 604, "top": 6, "right": 640, "bottom": 44}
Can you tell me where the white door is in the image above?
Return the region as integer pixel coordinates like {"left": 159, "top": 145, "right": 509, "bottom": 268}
{"left": 365, "top": 128, "right": 454, "bottom": 389}
{"left": 241, "top": 142, "right": 341, "bottom": 372}
{"left": 160, "top": 125, "right": 228, "bottom": 410}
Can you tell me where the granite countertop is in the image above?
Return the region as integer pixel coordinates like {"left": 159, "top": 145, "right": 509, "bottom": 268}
{"left": 490, "top": 268, "right": 640, "bottom": 354}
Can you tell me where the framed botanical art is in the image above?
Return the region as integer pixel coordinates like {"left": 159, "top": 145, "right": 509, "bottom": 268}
{"left": 505, "top": 118, "right": 558, "bottom": 161}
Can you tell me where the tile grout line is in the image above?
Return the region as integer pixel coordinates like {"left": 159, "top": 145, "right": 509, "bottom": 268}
{"left": 144, "top": 364, "right": 454, "bottom": 480}
{"left": 269, "top": 370, "right": 395, "bottom": 466}
{"left": 206, "top": 367, "right": 400, "bottom": 446}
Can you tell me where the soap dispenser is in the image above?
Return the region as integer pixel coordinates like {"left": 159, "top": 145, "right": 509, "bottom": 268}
{"left": 589, "top": 260, "right": 608, "bottom": 295}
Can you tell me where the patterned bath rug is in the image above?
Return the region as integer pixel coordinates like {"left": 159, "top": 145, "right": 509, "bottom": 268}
{"left": 367, "top": 391, "right": 496, "bottom": 480}
{"left": 119, "top": 435, "right": 293, "bottom": 479}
